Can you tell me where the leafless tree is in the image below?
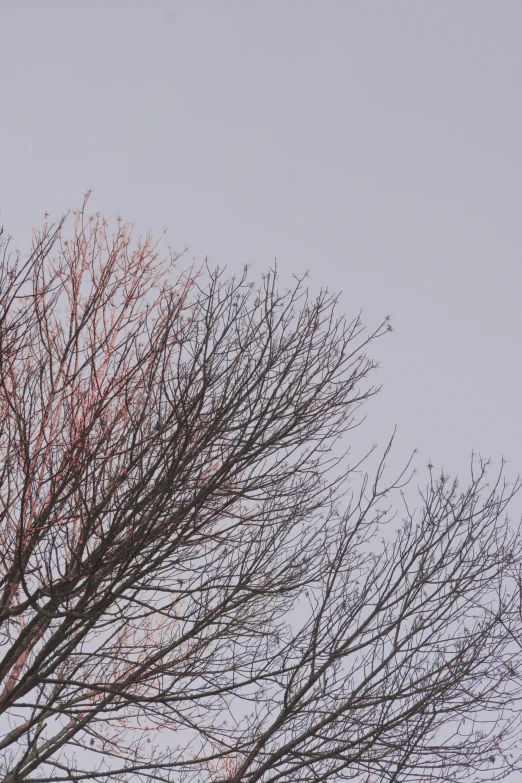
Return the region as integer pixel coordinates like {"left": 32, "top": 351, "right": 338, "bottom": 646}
{"left": 1, "top": 197, "right": 522, "bottom": 783}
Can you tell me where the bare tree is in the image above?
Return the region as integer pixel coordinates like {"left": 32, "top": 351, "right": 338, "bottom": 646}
{"left": 1, "top": 197, "right": 521, "bottom": 783}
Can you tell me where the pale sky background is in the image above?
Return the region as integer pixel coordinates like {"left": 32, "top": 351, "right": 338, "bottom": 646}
{"left": 2, "top": 1, "right": 522, "bottom": 779}
{"left": 1, "top": 1, "right": 521, "bottom": 490}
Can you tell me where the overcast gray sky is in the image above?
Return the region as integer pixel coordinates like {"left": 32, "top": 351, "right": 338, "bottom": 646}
{"left": 1, "top": 1, "right": 521, "bottom": 489}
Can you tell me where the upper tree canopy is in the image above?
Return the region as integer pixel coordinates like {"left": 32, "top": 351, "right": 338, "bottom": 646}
{"left": 0, "top": 200, "right": 521, "bottom": 783}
